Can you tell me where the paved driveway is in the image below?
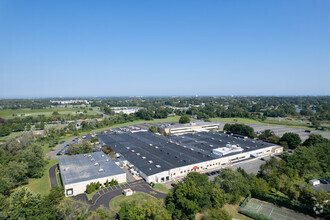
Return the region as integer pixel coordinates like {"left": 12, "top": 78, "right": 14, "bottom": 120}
{"left": 88, "top": 180, "right": 167, "bottom": 211}
{"left": 49, "top": 164, "right": 58, "bottom": 188}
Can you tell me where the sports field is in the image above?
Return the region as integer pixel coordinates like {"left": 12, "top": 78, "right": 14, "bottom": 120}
{"left": 241, "top": 198, "right": 314, "bottom": 220}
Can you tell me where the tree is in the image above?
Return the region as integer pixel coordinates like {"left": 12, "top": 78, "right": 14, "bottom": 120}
{"left": 250, "top": 178, "right": 269, "bottom": 197}
{"left": 179, "top": 115, "right": 190, "bottom": 124}
{"left": 9, "top": 187, "right": 42, "bottom": 219}
{"left": 302, "top": 134, "right": 329, "bottom": 147}
{"left": 280, "top": 133, "right": 301, "bottom": 149}
{"left": 214, "top": 169, "right": 250, "bottom": 204}
{"left": 105, "top": 179, "right": 109, "bottom": 187}
{"left": 91, "top": 136, "right": 99, "bottom": 143}
{"left": 68, "top": 141, "right": 92, "bottom": 155}
{"left": 202, "top": 208, "right": 231, "bottom": 220}
{"left": 148, "top": 125, "right": 157, "bottom": 133}
{"left": 223, "top": 123, "right": 255, "bottom": 138}
{"left": 119, "top": 200, "right": 171, "bottom": 220}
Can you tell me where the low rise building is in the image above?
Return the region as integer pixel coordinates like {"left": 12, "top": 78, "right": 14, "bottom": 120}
{"left": 58, "top": 152, "right": 126, "bottom": 197}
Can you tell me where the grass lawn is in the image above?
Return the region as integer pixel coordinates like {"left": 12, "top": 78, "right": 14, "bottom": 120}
{"left": 153, "top": 184, "right": 170, "bottom": 194}
{"left": 0, "top": 107, "right": 97, "bottom": 119}
{"left": 109, "top": 192, "right": 158, "bottom": 212}
{"left": 25, "top": 159, "right": 58, "bottom": 196}
{"left": 210, "top": 117, "right": 317, "bottom": 130}
{"left": 0, "top": 131, "right": 24, "bottom": 142}
{"left": 223, "top": 204, "right": 251, "bottom": 220}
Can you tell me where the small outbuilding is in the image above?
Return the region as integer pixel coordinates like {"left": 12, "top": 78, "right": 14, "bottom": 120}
{"left": 123, "top": 188, "right": 133, "bottom": 196}
{"left": 309, "top": 179, "right": 320, "bottom": 186}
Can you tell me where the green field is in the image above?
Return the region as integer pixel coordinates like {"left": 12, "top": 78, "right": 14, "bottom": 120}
{"left": 210, "top": 117, "right": 317, "bottom": 130}
{"left": 25, "top": 159, "right": 58, "bottom": 196}
{"left": 0, "top": 107, "right": 98, "bottom": 119}
{"left": 153, "top": 184, "right": 170, "bottom": 194}
{"left": 109, "top": 192, "right": 158, "bottom": 212}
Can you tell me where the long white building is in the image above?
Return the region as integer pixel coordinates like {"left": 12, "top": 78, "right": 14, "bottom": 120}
{"left": 98, "top": 131, "right": 282, "bottom": 183}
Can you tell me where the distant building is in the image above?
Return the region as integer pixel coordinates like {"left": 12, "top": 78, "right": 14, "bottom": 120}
{"left": 58, "top": 152, "right": 126, "bottom": 197}
{"left": 50, "top": 100, "right": 89, "bottom": 105}
{"left": 111, "top": 107, "right": 142, "bottom": 115}
{"left": 164, "top": 121, "right": 220, "bottom": 134}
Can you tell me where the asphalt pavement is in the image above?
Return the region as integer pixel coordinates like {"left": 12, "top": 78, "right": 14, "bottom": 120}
{"left": 46, "top": 137, "right": 76, "bottom": 159}
{"left": 49, "top": 163, "right": 59, "bottom": 188}
{"left": 88, "top": 180, "right": 167, "bottom": 211}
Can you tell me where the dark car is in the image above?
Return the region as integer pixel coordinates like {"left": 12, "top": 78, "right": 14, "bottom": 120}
{"left": 171, "top": 183, "right": 177, "bottom": 187}
{"left": 260, "top": 158, "right": 266, "bottom": 161}
{"left": 211, "top": 172, "right": 216, "bottom": 175}
{"left": 305, "top": 130, "right": 311, "bottom": 133}
{"left": 60, "top": 141, "right": 65, "bottom": 144}
{"left": 320, "top": 179, "right": 328, "bottom": 184}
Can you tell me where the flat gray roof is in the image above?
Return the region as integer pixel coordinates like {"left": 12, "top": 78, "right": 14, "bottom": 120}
{"left": 59, "top": 152, "right": 125, "bottom": 185}
{"left": 98, "top": 131, "right": 276, "bottom": 176}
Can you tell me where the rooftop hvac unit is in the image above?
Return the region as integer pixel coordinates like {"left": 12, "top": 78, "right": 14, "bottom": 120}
{"left": 91, "top": 158, "right": 95, "bottom": 162}
{"left": 84, "top": 154, "right": 87, "bottom": 157}
{"left": 99, "top": 168, "right": 104, "bottom": 173}
{"left": 149, "top": 144, "right": 153, "bottom": 146}
{"left": 148, "top": 160, "right": 153, "bottom": 164}
{"left": 126, "top": 147, "right": 130, "bottom": 149}
{"left": 94, "top": 163, "right": 99, "bottom": 166}
{"left": 209, "top": 145, "right": 213, "bottom": 147}
{"left": 155, "top": 146, "right": 158, "bottom": 149}
{"left": 88, "top": 155, "right": 92, "bottom": 157}
{"left": 131, "top": 149, "right": 135, "bottom": 152}
{"left": 101, "top": 154, "right": 104, "bottom": 157}
{"left": 142, "top": 156, "right": 146, "bottom": 159}
{"left": 155, "top": 165, "right": 161, "bottom": 168}
{"left": 190, "top": 148, "right": 194, "bottom": 151}
{"left": 136, "top": 153, "right": 140, "bottom": 156}
{"left": 106, "top": 159, "right": 109, "bottom": 162}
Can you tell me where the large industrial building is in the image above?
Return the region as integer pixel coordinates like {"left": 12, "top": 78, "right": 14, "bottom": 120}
{"left": 98, "top": 131, "right": 282, "bottom": 183}
{"left": 164, "top": 122, "right": 220, "bottom": 134}
{"left": 58, "top": 152, "right": 126, "bottom": 197}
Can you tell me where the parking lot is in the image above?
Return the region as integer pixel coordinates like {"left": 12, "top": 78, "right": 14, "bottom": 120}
{"left": 216, "top": 122, "right": 330, "bottom": 141}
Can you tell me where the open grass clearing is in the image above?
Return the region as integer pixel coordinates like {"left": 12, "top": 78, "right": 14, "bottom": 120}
{"left": 0, "top": 107, "right": 98, "bottom": 119}
{"left": 25, "top": 159, "right": 58, "bottom": 196}
{"left": 109, "top": 192, "right": 158, "bottom": 213}
{"left": 153, "top": 183, "right": 170, "bottom": 194}
{"left": 223, "top": 204, "right": 251, "bottom": 220}
{"left": 210, "top": 117, "right": 317, "bottom": 130}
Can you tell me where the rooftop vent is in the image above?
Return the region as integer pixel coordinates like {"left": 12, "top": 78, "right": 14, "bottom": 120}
{"left": 149, "top": 144, "right": 153, "bottom": 146}
{"left": 91, "top": 158, "right": 95, "bottom": 162}
{"left": 148, "top": 160, "right": 153, "bottom": 164}
{"left": 155, "top": 165, "right": 161, "bottom": 168}
{"left": 99, "top": 168, "right": 104, "bottom": 173}
{"left": 88, "top": 155, "right": 92, "bottom": 158}
{"left": 102, "top": 154, "right": 104, "bottom": 157}
{"left": 84, "top": 154, "right": 87, "bottom": 157}
{"left": 155, "top": 146, "right": 159, "bottom": 149}
{"left": 94, "top": 162, "right": 99, "bottom": 166}
{"left": 106, "top": 159, "right": 109, "bottom": 162}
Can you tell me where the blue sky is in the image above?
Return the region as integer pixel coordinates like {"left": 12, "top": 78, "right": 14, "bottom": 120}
{"left": 0, "top": 0, "right": 329, "bottom": 98}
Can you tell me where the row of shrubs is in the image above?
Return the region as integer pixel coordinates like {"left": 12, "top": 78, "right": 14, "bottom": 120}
{"left": 85, "top": 179, "right": 119, "bottom": 194}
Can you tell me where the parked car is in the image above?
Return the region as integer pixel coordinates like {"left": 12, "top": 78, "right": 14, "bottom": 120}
{"left": 320, "top": 179, "right": 328, "bottom": 184}
{"left": 171, "top": 183, "right": 177, "bottom": 188}
{"left": 260, "top": 158, "right": 266, "bottom": 161}
{"left": 51, "top": 149, "right": 55, "bottom": 151}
